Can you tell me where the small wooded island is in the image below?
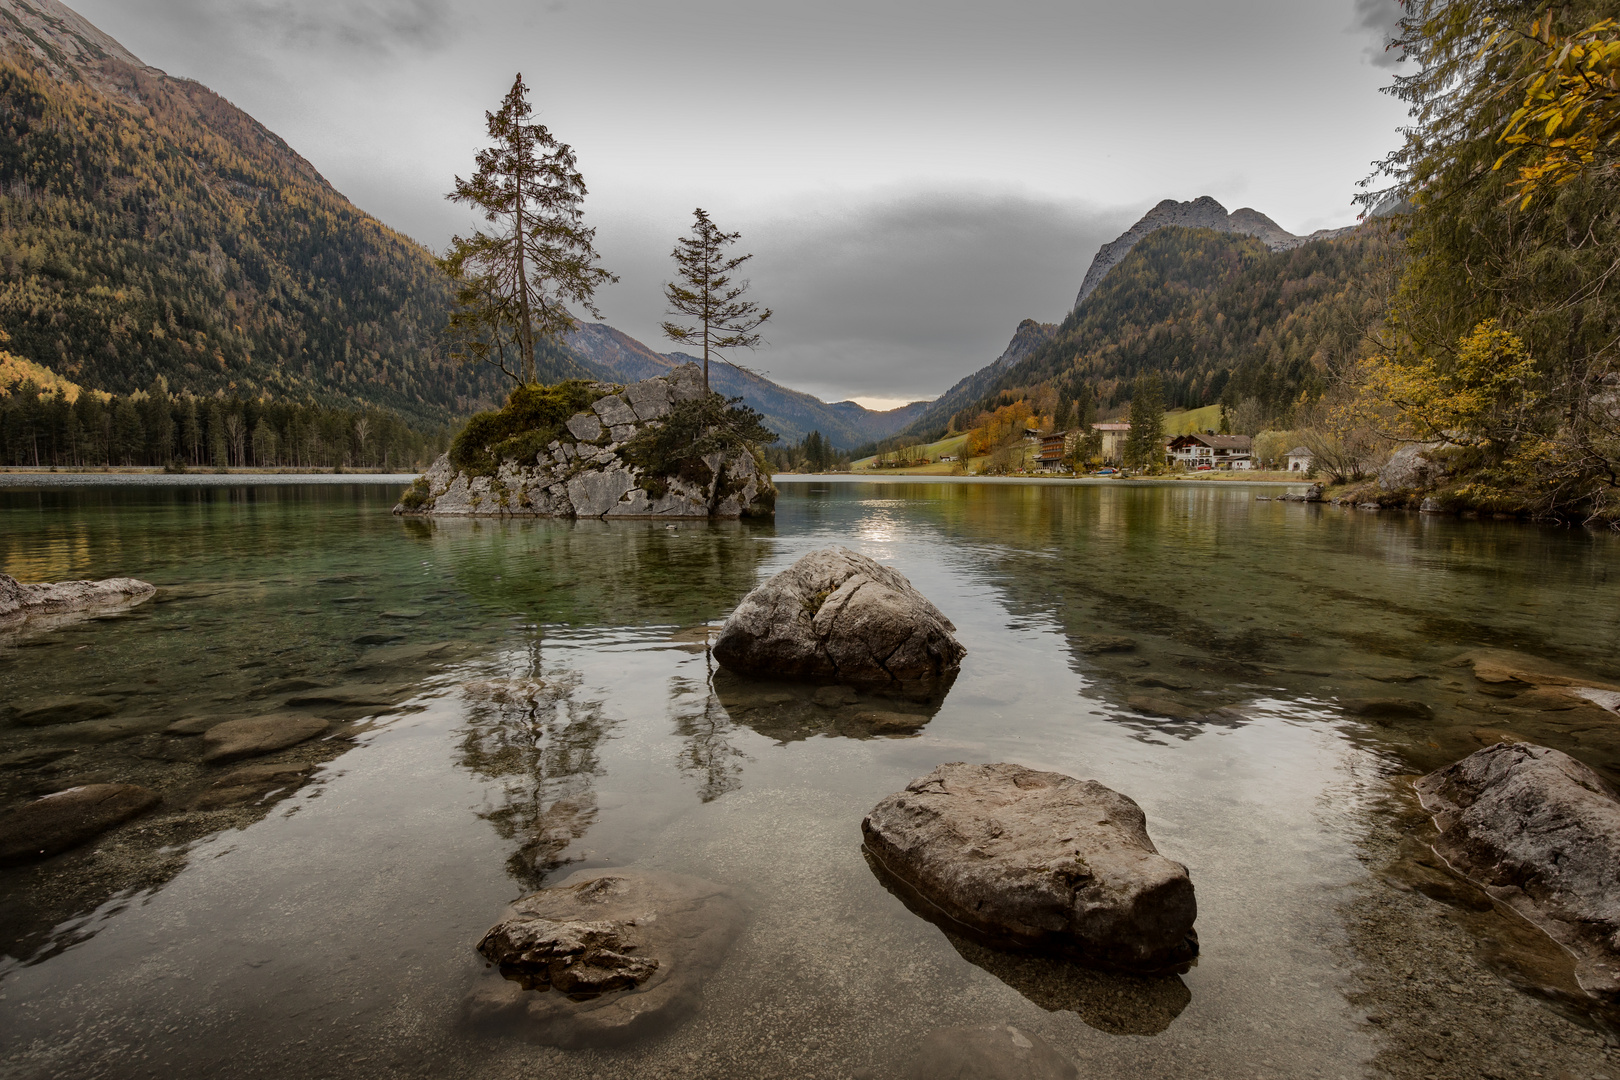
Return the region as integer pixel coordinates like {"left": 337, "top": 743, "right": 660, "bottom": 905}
{"left": 394, "top": 363, "right": 776, "bottom": 519}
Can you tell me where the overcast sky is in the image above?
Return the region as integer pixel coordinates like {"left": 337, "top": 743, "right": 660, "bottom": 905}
{"left": 74, "top": 0, "right": 1408, "bottom": 407}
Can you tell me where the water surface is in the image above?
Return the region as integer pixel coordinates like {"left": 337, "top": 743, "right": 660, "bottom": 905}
{"left": 2, "top": 479, "right": 1617, "bottom": 1079}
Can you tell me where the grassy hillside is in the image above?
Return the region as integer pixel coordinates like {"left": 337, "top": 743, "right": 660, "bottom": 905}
{"left": 0, "top": 41, "right": 596, "bottom": 426}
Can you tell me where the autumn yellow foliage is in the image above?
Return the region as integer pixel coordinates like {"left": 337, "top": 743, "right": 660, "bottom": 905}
{"left": 1494, "top": 16, "right": 1620, "bottom": 206}
{"left": 0, "top": 351, "right": 106, "bottom": 403}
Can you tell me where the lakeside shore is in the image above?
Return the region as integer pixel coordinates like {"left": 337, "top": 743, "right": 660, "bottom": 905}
{"left": 0, "top": 468, "right": 417, "bottom": 486}
{"left": 773, "top": 472, "right": 1310, "bottom": 486}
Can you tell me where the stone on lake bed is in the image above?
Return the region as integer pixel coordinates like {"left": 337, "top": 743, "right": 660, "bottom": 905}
{"left": 905, "top": 1024, "right": 1077, "bottom": 1080}
{"left": 10, "top": 695, "right": 119, "bottom": 727}
{"left": 1343, "top": 697, "right": 1435, "bottom": 723}
{"left": 713, "top": 546, "right": 965, "bottom": 687}
{"left": 202, "top": 714, "right": 329, "bottom": 763}
{"left": 282, "top": 684, "right": 404, "bottom": 708}
{"left": 0, "top": 783, "right": 160, "bottom": 864}
{"left": 862, "top": 762, "right": 1198, "bottom": 973}
{"left": 466, "top": 868, "right": 745, "bottom": 1047}
{"left": 192, "top": 761, "right": 315, "bottom": 809}
{"left": 1416, "top": 742, "right": 1620, "bottom": 1000}
{"left": 167, "top": 715, "right": 227, "bottom": 735}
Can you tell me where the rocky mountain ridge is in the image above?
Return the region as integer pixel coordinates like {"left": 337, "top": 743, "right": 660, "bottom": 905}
{"left": 1072, "top": 196, "right": 1357, "bottom": 309}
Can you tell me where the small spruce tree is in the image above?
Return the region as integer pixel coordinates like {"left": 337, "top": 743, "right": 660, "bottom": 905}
{"left": 661, "top": 209, "right": 772, "bottom": 392}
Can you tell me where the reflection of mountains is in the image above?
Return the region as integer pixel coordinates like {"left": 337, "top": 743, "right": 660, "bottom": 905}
{"left": 455, "top": 670, "right": 614, "bottom": 890}
{"left": 863, "top": 848, "right": 1190, "bottom": 1036}
{"left": 413, "top": 518, "right": 771, "bottom": 628}
{"left": 711, "top": 668, "right": 954, "bottom": 742}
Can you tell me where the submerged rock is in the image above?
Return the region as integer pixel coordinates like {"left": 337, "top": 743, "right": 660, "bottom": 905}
{"left": 713, "top": 546, "right": 966, "bottom": 687}
{"left": 0, "top": 783, "right": 160, "bottom": 864}
{"left": 905, "top": 1024, "right": 1077, "bottom": 1080}
{"left": 0, "top": 572, "right": 155, "bottom": 626}
{"left": 862, "top": 762, "right": 1197, "bottom": 973}
{"left": 1343, "top": 697, "right": 1435, "bottom": 723}
{"left": 10, "top": 695, "right": 119, "bottom": 727}
{"left": 202, "top": 714, "right": 329, "bottom": 763}
{"left": 1416, "top": 742, "right": 1620, "bottom": 1000}
{"left": 466, "top": 868, "right": 745, "bottom": 1047}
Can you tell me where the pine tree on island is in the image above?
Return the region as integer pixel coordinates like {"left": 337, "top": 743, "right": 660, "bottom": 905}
{"left": 440, "top": 74, "right": 615, "bottom": 386}
{"left": 661, "top": 209, "right": 772, "bottom": 393}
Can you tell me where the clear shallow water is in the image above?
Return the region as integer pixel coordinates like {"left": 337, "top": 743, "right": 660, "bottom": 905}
{"left": 0, "top": 479, "right": 1618, "bottom": 1079}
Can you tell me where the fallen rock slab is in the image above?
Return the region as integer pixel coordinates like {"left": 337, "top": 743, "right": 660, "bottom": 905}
{"left": 193, "top": 761, "right": 316, "bottom": 810}
{"left": 466, "top": 868, "right": 745, "bottom": 1047}
{"left": 0, "top": 783, "right": 160, "bottom": 864}
{"left": 1416, "top": 742, "right": 1620, "bottom": 1000}
{"left": 0, "top": 572, "right": 155, "bottom": 625}
{"left": 862, "top": 762, "right": 1197, "bottom": 972}
{"left": 713, "top": 546, "right": 965, "bottom": 687}
{"left": 905, "top": 1024, "right": 1077, "bottom": 1080}
{"left": 202, "top": 715, "right": 329, "bottom": 763}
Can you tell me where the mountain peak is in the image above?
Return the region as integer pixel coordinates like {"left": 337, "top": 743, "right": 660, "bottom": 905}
{"left": 1072, "top": 196, "right": 1357, "bottom": 310}
{"left": 0, "top": 0, "right": 153, "bottom": 86}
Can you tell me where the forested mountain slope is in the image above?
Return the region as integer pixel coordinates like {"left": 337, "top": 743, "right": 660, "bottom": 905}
{"left": 900, "top": 223, "right": 1386, "bottom": 440}
{"left": 0, "top": 0, "right": 577, "bottom": 426}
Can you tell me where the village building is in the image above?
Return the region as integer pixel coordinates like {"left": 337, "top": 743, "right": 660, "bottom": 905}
{"left": 1286, "top": 446, "right": 1314, "bottom": 472}
{"left": 1166, "top": 433, "right": 1254, "bottom": 470}
{"left": 1092, "top": 422, "right": 1131, "bottom": 463}
{"left": 1037, "top": 430, "right": 1079, "bottom": 470}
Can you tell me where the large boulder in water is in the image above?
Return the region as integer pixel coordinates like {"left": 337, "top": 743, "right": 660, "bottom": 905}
{"left": 1416, "top": 742, "right": 1620, "bottom": 1000}
{"left": 466, "top": 868, "right": 745, "bottom": 1047}
{"left": 712, "top": 546, "right": 965, "bottom": 687}
{"left": 862, "top": 762, "right": 1198, "bottom": 973}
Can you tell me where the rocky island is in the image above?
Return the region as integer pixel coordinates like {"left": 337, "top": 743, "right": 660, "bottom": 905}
{"left": 395, "top": 364, "right": 775, "bottom": 519}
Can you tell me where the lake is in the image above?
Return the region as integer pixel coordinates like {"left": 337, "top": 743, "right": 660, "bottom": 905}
{"left": 2, "top": 478, "right": 1618, "bottom": 1080}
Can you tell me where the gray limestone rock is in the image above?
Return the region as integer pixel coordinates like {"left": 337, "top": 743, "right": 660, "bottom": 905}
{"left": 567, "top": 468, "right": 638, "bottom": 519}
{"left": 592, "top": 394, "right": 637, "bottom": 428}
{"left": 1379, "top": 442, "right": 1447, "bottom": 491}
{"left": 395, "top": 363, "right": 772, "bottom": 520}
{"left": 624, "top": 378, "right": 671, "bottom": 420}
{"left": 713, "top": 546, "right": 965, "bottom": 687}
{"left": 202, "top": 714, "right": 329, "bottom": 763}
{"left": 665, "top": 363, "right": 707, "bottom": 401}
{"left": 565, "top": 411, "right": 603, "bottom": 442}
{"left": 905, "top": 1025, "right": 1078, "bottom": 1080}
{"left": 862, "top": 762, "right": 1198, "bottom": 973}
{"left": 0, "top": 783, "right": 160, "bottom": 864}
{"left": 1416, "top": 742, "right": 1620, "bottom": 1000}
{"left": 465, "top": 868, "right": 745, "bottom": 1047}
{"left": 0, "top": 572, "right": 155, "bottom": 625}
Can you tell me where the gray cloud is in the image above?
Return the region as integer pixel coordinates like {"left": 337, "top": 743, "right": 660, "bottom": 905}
{"left": 1351, "top": 0, "right": 1406, "bottom": 68}
{"left": 74, "top": 0, "right": 1410, "bottom": 402}
{"left": 590, "top": 193, "right": 1132, "bottom": 403}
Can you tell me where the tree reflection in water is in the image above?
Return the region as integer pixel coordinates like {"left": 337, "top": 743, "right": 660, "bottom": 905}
{"left": 668, "top": 669, "right": 747, "bottom": 804}
{"left": 455, "top": 649, "right": 614, "bottom": 891}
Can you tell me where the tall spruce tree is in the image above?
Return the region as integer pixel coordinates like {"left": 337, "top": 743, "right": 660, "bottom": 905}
{"left": 443, "top": 74, "right": 614, "bottom": 385}
{"left": 661, "top": 209, "right": 772, "bottom": 392}
{"left": 1123, "top": 374, "right": 1166, "bottom": 470}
